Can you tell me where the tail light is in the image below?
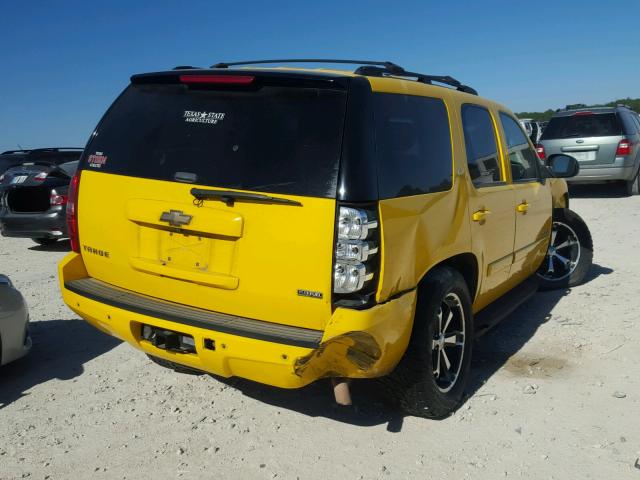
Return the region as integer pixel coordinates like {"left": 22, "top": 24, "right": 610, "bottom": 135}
{"left": 66, "top": 171, "right": 81, "bottom": 253}
{"left": 34, "top": 171, "right": 48, "bottom": 181}
{"left": 333, "top": 205, "right": 379, "bottom": 307}
{"left": 50, "top": 189, "right": 68, "bottom": 206}
{"left": 616, "top": 139, "right": 632, "bottom": 156}
{"left": 535, "top": 143, "right": 546, "bottom": 160}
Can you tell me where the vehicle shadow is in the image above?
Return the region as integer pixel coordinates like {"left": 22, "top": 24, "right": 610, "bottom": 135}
{"left": 568, "top": 184, "right": 628, "bottom": 198}
{"left": 217, "top": 264, "right": 613, "bottom": 431}
{"left": 0, "top": 318, "right": 120, "bottom": 409}
{"left": 28, "top": 239, "right": 71, "bottom": 252}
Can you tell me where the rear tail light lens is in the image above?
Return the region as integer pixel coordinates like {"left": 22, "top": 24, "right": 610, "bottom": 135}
{"left": 50, "top": 190, "right": 67, "bottom": 206}
{"left": 616, "top": 139, "right": 632, "bottom": 156}
{"left": 34, "top": 172, "right": 48, "bottom": 181}
{"left": 66, "top": 171, "right": 81, "bottom": 253}
{"left": 333, "top": 206, "right": 378, "bottom": 296}
{"left": 338, "top": 206, "right": 378, "bottom": 240}
{"left": 334, "top": 262, "right": 370, "bottom": 294}
{"left": 535, "top": 144, "right": 546, "bottom": 160}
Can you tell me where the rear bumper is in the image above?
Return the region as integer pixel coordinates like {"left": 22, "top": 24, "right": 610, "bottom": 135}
{"left": 568, "top": 163, "right": 637, "bottom": 183}
{"left": 58, "top": 253, "right": 416, "bottom": 388}
{"left": 0, "top": 206, "right": 67, "bottom": 239}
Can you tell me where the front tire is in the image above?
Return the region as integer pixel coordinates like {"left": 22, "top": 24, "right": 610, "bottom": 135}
{"left": 381, "top": 267, "right": 473, "bottom": 419}
{"left": 536, "top": 209, "right": 593, "bottom": 290}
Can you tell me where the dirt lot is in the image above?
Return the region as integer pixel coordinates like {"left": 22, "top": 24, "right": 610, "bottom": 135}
{"left": 1, "top": 186, "right": 639, "bottom": 480}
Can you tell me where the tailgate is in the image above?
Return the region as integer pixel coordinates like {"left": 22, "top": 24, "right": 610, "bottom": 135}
{"left": 78, "top": 171, "right": 335, "bottom": 330}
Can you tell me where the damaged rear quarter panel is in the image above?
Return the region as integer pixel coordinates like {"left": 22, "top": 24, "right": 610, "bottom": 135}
{"left": 376, "top": 182, "right": 471, "bottom": 302}
{"left": 294, "top": 290, "right": 416, "bottom": 380}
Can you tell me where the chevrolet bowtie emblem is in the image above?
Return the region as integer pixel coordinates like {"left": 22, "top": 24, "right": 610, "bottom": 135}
{"left": 159, "top": 210, "right": 192, "bottom": 227}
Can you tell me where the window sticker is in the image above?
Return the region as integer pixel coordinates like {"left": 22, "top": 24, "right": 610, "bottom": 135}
{"left": 183, "top": 110, "right": 226, "bottom": 125}
{"left": 88, "top": 152, "right": 108, "bottom": 168}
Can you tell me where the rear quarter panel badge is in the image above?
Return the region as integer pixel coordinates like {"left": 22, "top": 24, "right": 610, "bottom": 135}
{"left": 297, "top": 289, "right": 323, "bottom": 299}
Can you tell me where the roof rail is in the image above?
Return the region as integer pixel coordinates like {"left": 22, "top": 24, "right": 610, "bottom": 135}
{"left": 354, "top": 65, "right": 477, "bottom": 95}
{"left": 211, "top": 58, "right": 405, "bottom": 73}
{"left": 210, "top": 59, "right": 477, "bottom": 95}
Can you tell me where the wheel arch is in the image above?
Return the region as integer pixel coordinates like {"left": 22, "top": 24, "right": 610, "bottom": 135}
{"left": 418, "top": 252, "right": 479, "bottom": 302}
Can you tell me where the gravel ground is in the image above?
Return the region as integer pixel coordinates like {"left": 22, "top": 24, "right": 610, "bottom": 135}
{"left": 1, "top": 185, "right": 639, "bottom": 479}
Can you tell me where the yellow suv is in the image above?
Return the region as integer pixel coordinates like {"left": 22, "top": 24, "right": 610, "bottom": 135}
{"left": 58, "top": 59, "right": 592, "bottom": 418}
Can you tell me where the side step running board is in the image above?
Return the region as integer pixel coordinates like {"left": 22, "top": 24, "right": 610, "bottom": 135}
{"left": 474, "top": 277, "right": 539, "bottom": 336}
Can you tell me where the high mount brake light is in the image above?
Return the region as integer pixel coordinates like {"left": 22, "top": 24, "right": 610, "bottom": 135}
{"left": 179, "top": 75, "right": 255, "bottom": 85}
{"left": 617, "top": 139, "right": 632, "bottom": 156}
{"left": 573, "top": 111, "right": 593, "bottom": 116}
{"left": 66, "top": 171, "right": 81, "bottom": 253}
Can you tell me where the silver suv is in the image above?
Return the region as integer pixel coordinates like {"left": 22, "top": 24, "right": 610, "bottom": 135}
{"left": 538, "top": 105, "right": 640, "bottom": 195}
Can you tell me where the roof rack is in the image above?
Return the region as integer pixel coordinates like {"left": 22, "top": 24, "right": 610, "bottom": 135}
{"left": 208, "top": 59, "right": 477, "bottom": 95}
{"left": 1, "top": 147, "right": 83, "bottom": 155}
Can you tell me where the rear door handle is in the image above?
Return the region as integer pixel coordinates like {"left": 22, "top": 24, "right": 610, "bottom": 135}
{"left": 516, "top": 201, "right": 529, "bottom": 213}
{"left": 472, "top": 209, "right": 491, "bottom": 222}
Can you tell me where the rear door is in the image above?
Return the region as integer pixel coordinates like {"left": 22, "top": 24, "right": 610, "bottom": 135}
{"left": 540, "top": 112, "right": 623, "bottom": 166}
{"left": 498, "top": 113, "right": 551, "bottom": 281}
{"left": 76, "top": 74, "right": 349, "bottom": 330}
{"left": 461, "top": 104, "right": 516, "bottom": 310}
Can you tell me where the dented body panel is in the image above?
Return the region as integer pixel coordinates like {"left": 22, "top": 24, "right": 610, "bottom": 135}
{"left": 59, "top": 253, "right": 415, "bottom": 386}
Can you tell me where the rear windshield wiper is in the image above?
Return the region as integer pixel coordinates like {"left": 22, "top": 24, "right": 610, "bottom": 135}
{"left": 190, "top": 188, "right": 302, "bottom": 207}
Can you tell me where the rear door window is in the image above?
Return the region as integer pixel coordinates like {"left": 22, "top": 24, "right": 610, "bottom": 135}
{"left": 374, "top": 93, "right": 452, "bottom": 198}
{"left": 462, "top": 105, "right": 502, "bottom": 187}
{"left": 82, "top": 83, "right": 348, "bottom": 198}
{"left": 500, "top": 113, "right": 540, "bottom": 182}
{"left": 620, "top": 111, "right": 639, "bottom": 135}
{"left": 541, "top": 113, "right": 622, "bottom": 139}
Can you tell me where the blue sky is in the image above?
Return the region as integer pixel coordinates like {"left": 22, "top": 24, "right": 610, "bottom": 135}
{"left": 1, "top": 0, "right": 639, "bottom": 152}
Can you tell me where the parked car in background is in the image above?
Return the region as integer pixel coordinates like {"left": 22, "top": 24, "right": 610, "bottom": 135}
{"left": 0, "top": 274, "right": 31, "bottom": 366}
{"left": 518, "top": 118, "right": 543, "bottom": 144}
{"left": 537, "top": 105, "right": 640, "bottom": 195}
{"left": 0, "top": 148, "right": 82, "bottom": 176}
{"left": 0, "top": 160, "right": 79, "bottom": 245}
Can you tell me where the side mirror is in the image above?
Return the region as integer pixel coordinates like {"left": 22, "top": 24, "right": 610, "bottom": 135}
{"left": 547, "top": 154, "right": 579, "bottom": 178}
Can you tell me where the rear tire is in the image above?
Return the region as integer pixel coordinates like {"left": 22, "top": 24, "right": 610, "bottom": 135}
{"left": 32, "top": 238, "right": 58, "bottom": 246}
{"left": 380, "top": 267, "right": 473, "bottom": 419}
{"left": 625, "top": 173, "right": 640, "bottom": 196}
{"left": 536, "top": 209, "right": 593, "bottom": 290}
{"left": 147, "top": 354, "right": 204, "bottom": 375}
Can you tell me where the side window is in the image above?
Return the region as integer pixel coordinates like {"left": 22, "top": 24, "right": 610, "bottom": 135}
{"left": 374, "top": 93, "right": 453, "bottom": 198}
{"left": 621, "top": 111, "right": 639, "bottom": 135}
{"left": 461, "top": 105, "right": 502, "bottom": 186}
{"left": 500, "top": 113, "right": 540, "bottom": 182}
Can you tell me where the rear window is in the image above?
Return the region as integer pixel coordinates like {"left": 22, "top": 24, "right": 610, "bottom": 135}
{"left": 374, "top": 93, "right": 452, "bottom": 198}
{"left": 82, "top": 83, "right": 348, "bottom": 198}
{"left": 541, "top": 113, "right": 622, "bottom": 139}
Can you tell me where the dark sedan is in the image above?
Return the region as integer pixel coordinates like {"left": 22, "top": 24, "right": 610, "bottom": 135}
{"left": 0, "top": 160, "right": 78, "bottom": 245}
